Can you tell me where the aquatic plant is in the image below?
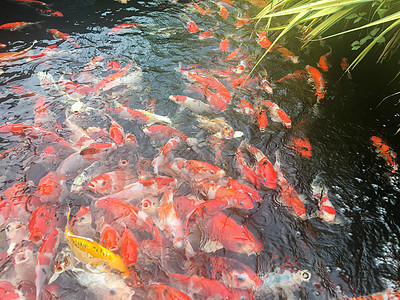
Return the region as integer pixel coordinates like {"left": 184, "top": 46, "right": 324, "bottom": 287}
{"left": 254, "top": 0, "right": 400, "bottom": 76}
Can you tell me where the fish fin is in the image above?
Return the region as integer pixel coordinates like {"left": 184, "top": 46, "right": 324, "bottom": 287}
{"left": 48, "top": 273, "right": 60, "bottom": 284}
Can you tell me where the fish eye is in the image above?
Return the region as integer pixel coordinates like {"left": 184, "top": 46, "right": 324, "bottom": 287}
{"left": 240, "top": 297, "right": 247, "bottom": 300}
{"left": 6, "top": 226, "right": 10, "bottom": 232}
{"left": 242, "top": 232, "right": 245, "bottom": 235}
{"left": 109, "top": 289, "right": 116, "bottom": 295}
{"left": 237, "top": 274, "right": 244, "bottom": 281}
{"left": 102, "top": 181, "right": 107, "bottom": 186}
{"left": 210, "top": 170, "right": 215, "bottom": 174}
{"left": 301, "top": 271, "right": 311, "bottom": 280}
{"left": 46, "top": 220, "right": 50, "bottom": 225}
{"left": 240, "top": 202, "right": 244, "bottom": 206}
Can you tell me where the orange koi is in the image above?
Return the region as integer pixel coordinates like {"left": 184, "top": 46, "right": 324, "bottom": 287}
{"left": 261, "top": 75, "right": 273, "bottom": 94}
{"left": 214, "top": 2, "right": 228, "bottom": 19}
{"left": 28, "top": 205, "right": 57, "bottom": 243}
{"left": 236, "top": 145, "right": 260, "bottom": 188}
{"left": 275, "top": 45, "right": 299, "bottom": 63}
{"left": 371, "top": 136, "right": 398, "bottom": 173}
{"left": 275, "top": 152, "right": 306, "bottom": 219}
{"left": 169, "top": 95, "right": 211, "bottom": 113}
{"left": 204, "top": 88, "right": 227, "bottom": 111}
{"left": 258, "top": 31, "right": 273, "bottom": 49}
{"left": 13, "top": 0, "right": 48, "bottom": 4}
{"left": 102, "top": 106, "right": 149, "bottom": 124}
{"left": 0, "top": 44, "right": 6, "bottom": 48}
{"left": 199, "top": 27, "right": 216, "bottom": 40}
{"left": 79, "top": 142, "right": 116, "bottom": 161}
{"left": 95, "top": 62, "right": 132, "bottom": 90}
{"left": 109, "top": 117, "right": 125, "bottom": 145}
{"left": 193, "top": 2, "right": 206, "bottom": 15}
{"left": 0, "top": 21, "right": 38, "bottom": 31}
{"left": 87, "top": 170, "right": 134, "bottom": 195}
{"left": 143, "top": 124, "right": 187, "bottom": 141}
{"left": 35, "top": 171, "right": 62, "bottom": 203}
{"left": 226, "top": 46, "right": 241, "bottom": 60}
{"left": 345, "top": 288, "right": 400, "bottom": 300}
{"left": 35, "top": 8, "right": 63, "bottom": 17}
{"left": 97, "top": 217, "right": 120, "bottom": 252}
{"left": 231, "top": 75, "right": 258, "bottom": 88}
{"left": 305, "top": 65, "right": 326, "bottom": 99}
{"left": 226, "top": 178, "right": 262, "bottom": 203}
{"left": 233, "top": 13, "right": 251, "bottom": 28}
{"left": 47, "top": 29, "right": 80, "bottom": 47}
{"left": 120, "top": 228, "right": 137, "bottom": 267}
{"left": 318, "top": 52, "right": 330, "bottom": 72}
{"left": 275, "top": 70, "right": 307, "bottom": 83}
{"left": 164, "top": 159, "right": 226, "bottom": 181}
{"left": 152, "top": 136, "right": 184, "bottom": 174}
{"left": 188, "top": 21, "right": 199, "bottom": 33}
{"left": 254, "top": 106, "right": 268, "bottom": 132}
{"left": 96, "top": 198, "right": 162, "bottom": 245}
{"left": 287, "top": 136, "right": 312, "bottom": 158}
{"left": 35, "top": 229, "right": 60, "bottom": 300}
{"left": 341, "top": 57, "right": 352, "bottom": 79}
{"left": 147, "top": 283, "right": 191, "bottom": 299}
{"left": 219, "top": 37, "right": 229, "bottom": 52}
{"left": 28, "top": 44, "right": 57, "bottom": 60}
{"left": 0, "top": 41, "right": 36, "bottom": 65}
{"left": 82, "top": 54, "right": 104, "bottom": 72}
{"left": 262, "top": 100, "right": 292, "bottom": 128}
{"left": 237, "top": 98, "right": 254, "bottom": 115}
{"left": 107, "top": 60, "right": 121, "bottom": 70}
{"left": 109, "top": 22, "right": 140, "bottom": 34}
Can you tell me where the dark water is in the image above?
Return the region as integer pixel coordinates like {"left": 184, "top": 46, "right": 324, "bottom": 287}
{"left": 0, "top": 0, "right": 399, "bottom": 299}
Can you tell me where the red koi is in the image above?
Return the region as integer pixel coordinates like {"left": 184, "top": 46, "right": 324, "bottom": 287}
{"left": 261, "top": 75, "right": 273, "bottom": 94}
{"left": 1, "top": 181, "right": 33, "bottom": 200}
{"left": 199, "top": 27, "right": 216, "bottom": 40}
{"left": 47, "top": 29, "right": 80, "bottom": 47}
{"left": 188, "top": 21, "right": 199, "bottom": 33}
{"left": 13, "top": 0, "right": 48, "bottom": 4}
{"left": 193, "top": 2, "right": 206, "bottom": 15}
{"left": 120, "top": 228, "right": 137, "bottom": 267}
{"left": 35, "top": 171, "right": 62, "bottom": 203}
{"left": 143, "top": 124, "right": 187, "bottom": 141}
{"left": 147, "top": 283, "right": 191, "bottom": 299}
{"left": 226, "top": 178, "right": 262, "bottom": 203}
{"left": 275, "top": 70, "right": 307, "bottom": 83}
{"left": 35, "top": 8, "right": 63, "bottom": 17}
{"left": 254, "top": 106, "right": 268, "bottom": 132}
{"left": 305, "top": 65, "right": 326, "bottom": 100}
{"left": 95, "top": 62, "right": 132, "bottom": 90}
{"left": 96, "top": 198, "right": 162, "bottom": 244}
{"left": 0, "top": 42, "right": 36, "bottom": 64}
{"left": 28, "top": 205, "right": 57, "bottom": 243}
{"left": 97, "top": 217, "right": 120, "bottom": 251}
{"left": 102, "top": 106, "right": 149, "bottom": 124}
{"left": 28, "top": 44, "right": 58, "bottom": 60}
{"left": 226, "top": 46, "right": 241, "bottom": 60}
{"left": 258, "top": 31, "right": 273, "bottom": 49}
{"left": 262, "top": 100, "right": 292, "bottom": 128}
{"left": 109, "top": 23, "right": 140, "bottom": 34}
{"left": 318, "top": 52, "right": 330, "bottom": 72}
{"left": 214, "top": 2, "right": 228, "bottom": 19}
{"left": 79, "top": 142, "right": 116, "bottom": 161}
{"left": 0, "top": 21, "right": 38, "bottom": 31}
{"left": 275, "top": 45, "right": 299, "bottom": 63}
{"left": 152, "top": 136, "right": 184, "bottom": 174}
{"left": 237, "top": 98, "right": 254, "bottom": 115}
{"left": 87, "top": 171, "right": 134, "bottom": 195}
{"left": 165, "top": 159, "right": 226, "bottom": 181}
{"left": 35, "top": 228, "right": 60, "bottom": 300}
{"left": 0, "top": 281, "right": 20, "bottom": 299}
{"left": 109, "top": 117, "right": 125, "bottom": 145}
{"left": 287, "top": 136, "right": 312, "bottom": 158}
{"left": 107, "top": 60, "right": 121, "bottom": 70}
{"left": 236, "top": 146, "right": 260, "bottom": 188}
{"left": 219, "top": 37, "right": 230, "bottom": 52}
{"left": 371, "top": 136, "right": 398, "bottom": 173}
{"left": 341, "top": 57, "right": 352, "bottom": 79}
{"left": 204, "top": 88, "right": 228, "bottom": 111}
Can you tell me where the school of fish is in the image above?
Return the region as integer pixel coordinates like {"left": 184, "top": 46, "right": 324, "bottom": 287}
{"left": 0, "top": 0, "right": 398, "bottom": 299}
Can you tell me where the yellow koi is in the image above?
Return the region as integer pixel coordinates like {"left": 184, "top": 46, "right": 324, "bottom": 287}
{"left": 65, "top": 209, "right": 129, "bottom": 277}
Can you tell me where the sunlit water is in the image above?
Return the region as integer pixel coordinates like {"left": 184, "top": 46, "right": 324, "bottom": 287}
{"left": 0, "top": 0, "right": 399, "bottom": 299}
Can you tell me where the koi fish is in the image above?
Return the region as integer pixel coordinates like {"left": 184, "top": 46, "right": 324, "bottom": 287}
{"left": 169, "top": 95, "right": 211, "bottom": 113}
{"left": 275, "top": 45, "right": 299, "bottom": 64}
{"left": 79, "top": 142, "right": 116, "bottom": 161}
{"left": 35, "top": 8, "right": 64, "bottom": 17}
{"left": 0, "top": 281, "right": 22, "bottom": 299}
{"left": 163, "top": 159, "right": 226, "bottom": 181}
{"left": 47, "top": 29, "right": 80, "bottom": 47}
{"left": 262, "top": 100, "right": 292, "bottom": 128}
{"left": 258, "top": 31, "right": 273, "bottom": 50}
{"left": 35, "top": 228, "right": 60, "bottom": 300}
{"left": 344, "top": 288, "right": 400, "bottom": 300}
{"left": 97, "top": 217, "right": 120, "bottom": 252}
{"left": 371, "top": 136, "right": 398, "bottom": 173}
{"left": 28, "top": 204, "right": 57, "bottom": 243}
{"left": 275, "top": 70, "right": 307, "bottom": 83}
{"left": 318, "top": 52, "right": 330, "bottom": 72}
{"left": 204, "top": 88, "right": 228, "bottom": 111}
{"left": 199, "top": 27, "right": 217, "bottom": 40}
{"left": 35, "top": 171, "right": 63, "bottom": 203}
{"left": 233, "top": 14, "right": 250, "bottom": 28}
{"left": 152, "top": 137, "right": 184, "bottom": 175}
{"left": 311, "top": 174, "right": 336, "bottom": 223}
{"left": 193, "top": 2, "right": 206, "bottom": 15}
{"left": 5, "top": 221, "right": 29, "bottom": 255}
{"left": 274, "top": 151, "right": 306, "bottom": 219}
{"left": 219, "top": 37, "right": 230, "bottom": 52}
{"left": 254, "top": 106, "right": 268, "bottom": 132}
{"left": 260, "top": 75, "right": 273, "bottom": 94}
{"left": 187, "top": 253, "right": 263, "bottom": 290}
{"left": 65, "top": 209, "right": 129, "bottom": 277}
{"left": 87, "top": 170, "right": 135, "bottom": 195}
{"left": 135, "top": 109, "right": 171, "bottom": 125}
{"left": 237, "top": 98, "right": 255, "bottom": 115}
{"left": 236, "top": 145, "right": 260, "bottom": 188}
{"left": 0, "top": 41, "right": 36, "bottom": 65}
{"left": 305, "top": 65, "right": 326, "bottom": 100}
{"left": 214, "top": 2, "right": 228, "bottom": 19}
{"left": 13, "top": 0, "right": 48, "bottom": 5}
{"left": 287, "top": 136, "right": 312, "bottom": 158}
{"left": 340, "top": 57, "right": 352, "bottom": 79}
{"left": 109, "top": 22, "right": 140, "bottom": 34}
{"left": 226, "top": 46, "right": 241, "bottom": 60}
{"left": 239, "top": 140, "right": 277, "bottom": 189}
{"left": 108, "top": 117, "right": 125, "bottom": 145}
{"left": 94, "top": 62, "right": 133, "bottom": 91}
{"left": 103, "top": 106, "right": 150, "bottom": 124}
{"left": 107, "top": 60, "right": 120, "bottom": 70}
{"left": 95, "top": 198, "right": 162, "bottom": 245}
{"left": 226, "top": 178, "right": 262, "bottom": 203}
{"left": 143, "top": 124, "right": 187, "bottom": 141}
{"left": 187, "top": 21, "right": 199, "bottom": 33}
{"left": 146, "top": 283, "right": 191, "bottom": 299}
{"left": 0, "top": 21, "right": 38, "bottom": 31}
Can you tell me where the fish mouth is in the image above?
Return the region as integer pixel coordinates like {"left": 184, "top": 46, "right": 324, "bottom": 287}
{"left": 30, "top": 233, "right": 42, "bottom": 243}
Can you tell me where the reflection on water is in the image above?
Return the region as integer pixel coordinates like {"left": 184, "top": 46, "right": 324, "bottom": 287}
{"left": 0, "top": 0, "right": 399, "bottom": 299}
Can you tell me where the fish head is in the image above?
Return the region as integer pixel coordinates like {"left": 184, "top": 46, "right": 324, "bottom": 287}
{"left": 0, "top": 280, "right": 21, "bottom": 299}
{"left": 256, "top": 158, "right": 277, "bottom": 189}
{"left": 80, "top": 142, "right": 116, "bottom": 161}
{"left": 222, "top": 269, "right": 263, "bottom": 290}
{"left": 87, "top": 174, "right": 113, "bottom": 194}
{"left": 227, "top": 223, "right": 263, "bottom": 255}
{"left": 36, "top": 171, "right": 61, "bottom": 202}
{"left": 71, "top": 206, "right": 92, "bottom": 226}
{"left": 124, "top": 134, "right": 137, "bottom": 149}
{"left": 28, "top": 205, "right": 57, "bottom": 243}
{"left": 54, "top": 248, "right": 74, "bottom": 274}
{"left": 5, "top": 221, "right": 28, "bottom": 243}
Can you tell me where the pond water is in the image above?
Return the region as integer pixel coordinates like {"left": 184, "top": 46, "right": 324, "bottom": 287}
{"left": 0, "top": 0, "right": 399, "bottom": 299}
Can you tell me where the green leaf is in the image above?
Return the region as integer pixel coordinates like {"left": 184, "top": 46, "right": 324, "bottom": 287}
{"left": 377, "top": 8, "right": 387, "bottom": 18}
{"left": 370, "top": 28, "right": 380, "bottom": 36}
{"left": 351, "top": 40, "right": 360, "bottom": 46}
{"left": 360, "top": 35, "right": 372, "bottom": 45}
{"left": 352, "top": 45, "right": 361, "bottom": 50}
{"left": 354, "top": 16, "right": 362, "bottom": 23}
{"left": 345, "top": 13, "right": 358, "bottom": 19}
{"left": 377, "top": 36, "right": 386, "bottom": 43}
